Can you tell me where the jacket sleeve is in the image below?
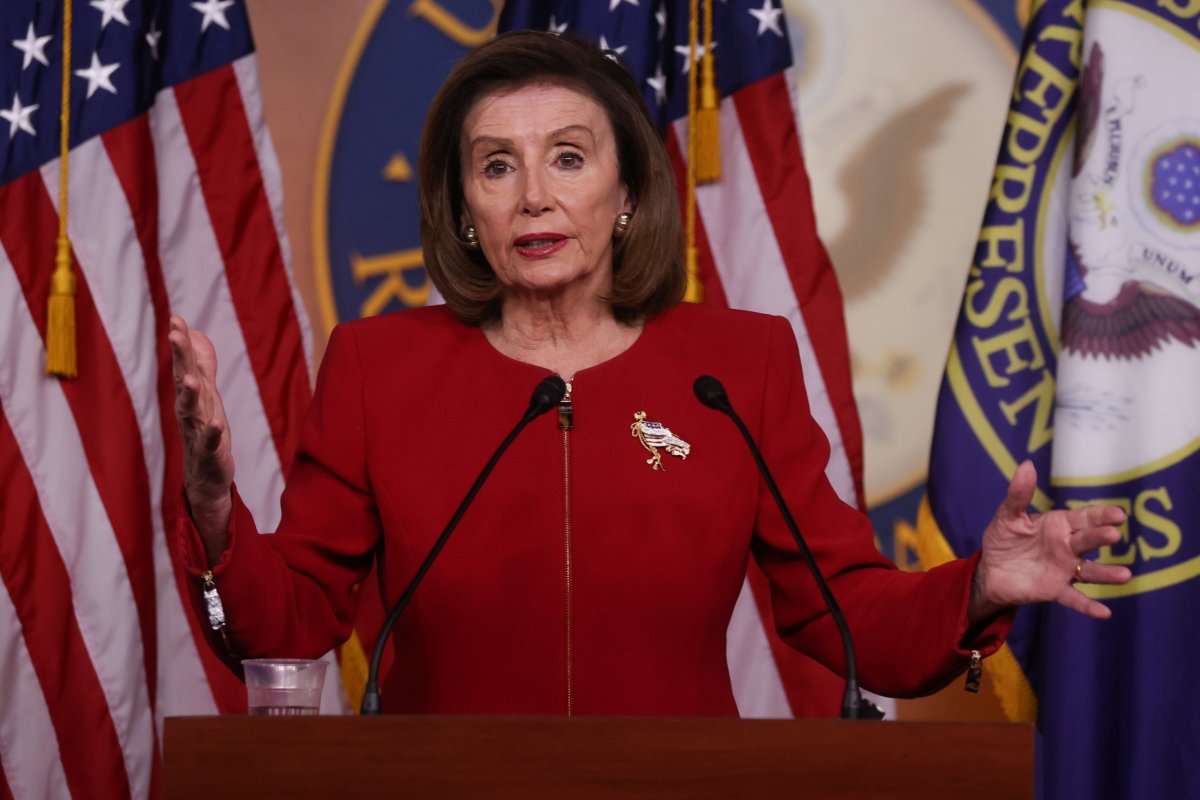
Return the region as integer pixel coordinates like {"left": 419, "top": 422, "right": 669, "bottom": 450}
{"left": 175, "top": 324, "right": 381, "bottom": 659}
{"left": 749, "top": 315, "right": 1010, "bottom": 698}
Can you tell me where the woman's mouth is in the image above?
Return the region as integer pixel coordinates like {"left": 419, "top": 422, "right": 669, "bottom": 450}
{"left": 514, "top": 233, "right": 569, "bottom": 258}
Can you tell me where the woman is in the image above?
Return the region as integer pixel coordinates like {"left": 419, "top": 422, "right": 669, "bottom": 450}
{"left": 171, "top": 31, "right": 1128, "bottom": 715}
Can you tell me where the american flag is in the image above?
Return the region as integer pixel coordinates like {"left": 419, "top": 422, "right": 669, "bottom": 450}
{"left": 499, "top": 0, "right": 866, "bottom": 717}
{"left": 0, "top": 1, "right": 313, "bottom": 797}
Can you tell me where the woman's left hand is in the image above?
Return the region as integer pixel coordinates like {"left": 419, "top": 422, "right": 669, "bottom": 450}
{"left": 968, "top": 460, "right": 1132, "bottom": 625}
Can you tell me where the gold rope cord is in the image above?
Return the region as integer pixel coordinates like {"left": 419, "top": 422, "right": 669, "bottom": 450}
{"left": 47, "top": 0, "right": 77, "bottom": 378}
{"left": 695, "top": 0, "right": 720, "bottom": 181}
{"left": 683, "top": 0, "right": 703, "bottom": 302}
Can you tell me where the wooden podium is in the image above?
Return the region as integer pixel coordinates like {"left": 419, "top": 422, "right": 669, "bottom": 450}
{"left": 163, "top": 716, "right": 1031, "bottom": 798}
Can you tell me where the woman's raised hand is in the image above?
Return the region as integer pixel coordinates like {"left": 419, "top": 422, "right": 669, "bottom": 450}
{"left": 169, "top": 315, "right": 234, "bottom": 564}
{"left": 969, "top": 461, "right": 1132, "bottom": 624}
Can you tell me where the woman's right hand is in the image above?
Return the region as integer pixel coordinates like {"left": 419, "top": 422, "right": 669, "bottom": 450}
{"left": 169, "top": 315, "right": 235, "bottom": 565}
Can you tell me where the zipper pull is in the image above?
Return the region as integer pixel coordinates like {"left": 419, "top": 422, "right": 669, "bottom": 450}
{"left": 201, "top": 570, "right": 226, "bottom": 630}
{"left": 964, "top": 649, "right": 982, "bottom": 693}
{"left": 201, "top": 569, "right": 237, "bottom": 657}
{"left": 558, "top": 379, "right": 573, "bottom": 432}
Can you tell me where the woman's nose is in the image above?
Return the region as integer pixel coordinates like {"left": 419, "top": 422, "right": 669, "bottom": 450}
{"left": 520, "top": 170, "right": 553, "bottom": 216}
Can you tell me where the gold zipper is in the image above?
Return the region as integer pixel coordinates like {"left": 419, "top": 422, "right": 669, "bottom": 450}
{"left": 559, "top": 379, "right": 574, "bottom": 716}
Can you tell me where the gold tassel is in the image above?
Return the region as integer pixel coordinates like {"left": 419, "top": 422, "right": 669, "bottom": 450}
{"left": 46, "top": 238, "right": 77, "bottom": 378}
{"left": 695, "top": 52, "right": 721, "bottom": 182}
{"left": 685, "top": 247, "right": 703, "bottom": 302}
{"left": 47, "top": 0, "right": 77, "bottom": 378}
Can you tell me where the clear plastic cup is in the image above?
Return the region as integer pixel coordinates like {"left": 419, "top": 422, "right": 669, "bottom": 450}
{"left": 242, "top": 658, "right": 326, "bottom": 716}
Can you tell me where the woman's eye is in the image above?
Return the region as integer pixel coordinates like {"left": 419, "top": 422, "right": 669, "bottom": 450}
{"left": 483, "top": 159, "right": 511, "bottom": 176}
{"left": 557, "top": 151, "right": 584, "bottom": 168}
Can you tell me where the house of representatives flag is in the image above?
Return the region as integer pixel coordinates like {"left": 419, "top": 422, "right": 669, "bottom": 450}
{"left": 0, "top": 1, "right": 315, "bottom": 797}
{"left": 500, "top": 0, "right": 865, "bottom": 718}
{"left": 920, "top": 0, "right": 1200, "bottom": 796}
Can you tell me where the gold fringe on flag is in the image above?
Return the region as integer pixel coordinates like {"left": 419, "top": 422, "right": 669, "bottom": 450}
{"left": 339, "top": 629, "right": 371, "bottom": 713}
{"left": 47, "top": 0, "right": 77, "bottom": 378}
{"left": 683, "top": 0, "right": 704, "bottom": 302}
{"left": 694, "top": 0, "right": 720, "bottom": 182}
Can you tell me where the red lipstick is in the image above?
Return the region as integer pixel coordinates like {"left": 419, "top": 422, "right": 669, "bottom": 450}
{"left": 514, "top": 232, "right": 569, "bottom": 258}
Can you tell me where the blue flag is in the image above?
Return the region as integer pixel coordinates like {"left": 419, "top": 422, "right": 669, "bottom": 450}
{"left": 922, "top": 1, "right": 1200, "bottom": 797}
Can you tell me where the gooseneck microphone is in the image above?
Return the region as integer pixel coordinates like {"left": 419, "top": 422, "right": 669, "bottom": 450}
{"left": 360, "top": 375, "right": 566, "bottom": 715}
{"left": 694, "top": 375, "right": 880, "bottom": 721}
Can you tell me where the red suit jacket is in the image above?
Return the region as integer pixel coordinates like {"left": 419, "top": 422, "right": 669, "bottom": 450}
{"left": 179, "top": 304, "right": 1006, "bottom": 715}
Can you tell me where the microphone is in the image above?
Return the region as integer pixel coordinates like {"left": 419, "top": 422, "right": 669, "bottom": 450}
{"left": 693, "top": 375, "right": 881, "bottom": 721}
{"left": 360, "top": 375, "right": 566, "bottom": 714}
{"left": 525, "top": 375, "right": 567, "bottom": 421}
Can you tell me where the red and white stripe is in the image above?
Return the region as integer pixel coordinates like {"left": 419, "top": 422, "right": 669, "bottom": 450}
{"left": 0, "top": 54, "right": 314, "bottom": 799}
{"left": 670, "top": 72, "right": 868, "bottom": 719}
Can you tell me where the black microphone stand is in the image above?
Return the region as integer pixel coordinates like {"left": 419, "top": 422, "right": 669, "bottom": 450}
{"left": 360, "top": 376, "right": 566, "bottom": 715}
{"left": 694, "top": 375, "right": 883, "bottom": 721}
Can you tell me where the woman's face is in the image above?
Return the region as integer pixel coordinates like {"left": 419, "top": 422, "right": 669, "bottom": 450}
{"left": 460, "top": 83, "right": 631, "bottom": 301}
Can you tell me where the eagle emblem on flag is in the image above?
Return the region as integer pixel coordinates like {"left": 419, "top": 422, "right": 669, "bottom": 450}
{"left": 1063, "top": 40, "right": 1200, "bottom": 361}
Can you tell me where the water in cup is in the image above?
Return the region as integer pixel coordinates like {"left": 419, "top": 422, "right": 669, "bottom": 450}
{"left": 247, "top": 686, "right": 321, "bottom": 716}
{"left": 242, "top": 658, "right": 326, "bottom": 716}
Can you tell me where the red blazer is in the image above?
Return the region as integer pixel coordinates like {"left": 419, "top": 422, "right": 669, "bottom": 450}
{"left": 179, "top": 304, "right": 1006, "bottom": 715}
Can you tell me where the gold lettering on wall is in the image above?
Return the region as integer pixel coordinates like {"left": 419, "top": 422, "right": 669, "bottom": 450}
{"left": 408, "top": 0, "right": 503, "bottom": 46}
{"left": 352, "top": 248, "right": 431, "bottom": 316}
{"left": 384, "top": 153, "right": 413, "bottom": 181}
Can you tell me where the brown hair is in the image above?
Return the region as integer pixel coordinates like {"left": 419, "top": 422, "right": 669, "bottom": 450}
{"left": 419, "top": 30, "right": 685, "bottom": 324}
